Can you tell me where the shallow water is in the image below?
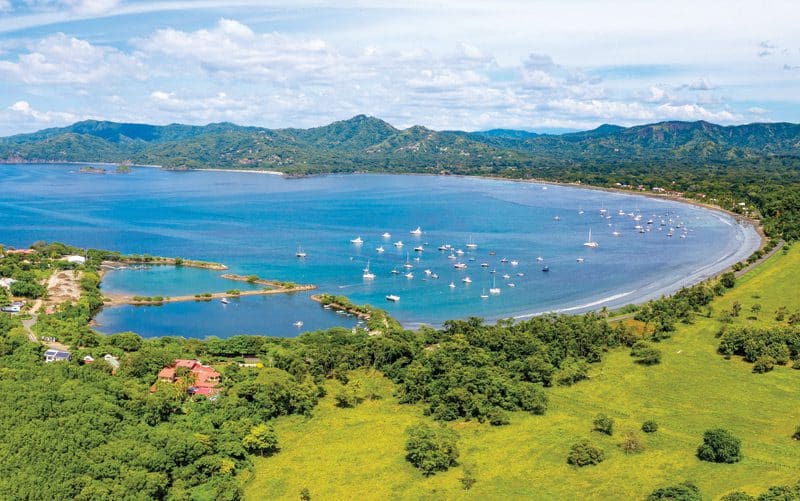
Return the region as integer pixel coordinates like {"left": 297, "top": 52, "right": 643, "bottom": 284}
{"left": 0, "top": 164, "right": 759, "bottom": 337}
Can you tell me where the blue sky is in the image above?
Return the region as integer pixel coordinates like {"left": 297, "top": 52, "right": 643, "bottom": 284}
{"left": 0, "top": 0, "right": 798, "bottom": 135}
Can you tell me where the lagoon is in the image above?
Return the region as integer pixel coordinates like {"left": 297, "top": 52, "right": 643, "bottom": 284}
{"left": 0, "top": 164, "right": 759, "bottom": 337}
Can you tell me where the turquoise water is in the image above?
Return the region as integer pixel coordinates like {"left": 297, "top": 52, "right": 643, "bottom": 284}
{"left": 0, "top": 164, "right": 759, "bottom": 338}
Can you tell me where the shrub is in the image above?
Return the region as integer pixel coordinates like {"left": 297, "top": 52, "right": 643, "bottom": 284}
{"left": 642, "top": 420, "right": 659, "bottom": 433}
{"left": 459, "top": 466, "right": 477, "bottom": 490}
{"left": 697, "top": 428, "right": 742, "bottom": 463}
{"left": 619, "top": 432, "right": 645, "bottom": 454}
{"left": 647, "top": 481, "right": 701, "bottom": 501}
{"left": 631, "top": 340, "right": 662, "bottom": 365}
{"left": 792, "top": 425, "right": 800, "bottom": 441}
{"left": 334, "top": 383, "right": 362, "bottom": 408}
{"left": 593, "top": 413, "right": 614, "bottom": 436}
{"left": 720, "top": 272, "right": 736, "bottom": 289}
{"left": 404, "top": 423, "right": 459, "bottom": 476}
{"left": 241, "top": 424, "right": 279, "bottom": 456}
{"left": 487, "top": 408, "right": 510, "bottom": 426}
{"left": 567, "top": 439, "right": 604, "bottom": 467}
{"left": 752, "top": 357, "right": 775, "bottom": 374}
{"left": 720, "top": 492, "right": 754, "bottom": 501}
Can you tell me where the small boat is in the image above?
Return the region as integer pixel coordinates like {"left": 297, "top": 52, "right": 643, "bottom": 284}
{"left": 447, "top": 254, "right": 457, "bottom": 260}
{"left": 351, "top": 236, "right": 363, "bottom": 245}
{"left": 488, "top": 251, "right": 496, "bottom": 256}
{"left": 391, "top": 268, "right": 400, "bottom": 275}
{"left": 438, "top": 244, "right": 449, "bottom": 251}
{"left": 449, "top": 281, "right": 456, "bottom": 288}
{"left": 414, "top": 246, "right": 424, "bottom": 252}
{"left": 542, "top": 265, "right": 550, "bottom": 272}
{"left": 466, "top": 236, "right": 478, "bottom": 249}
{"left": 453, "top": 262, "right": 467, "bottom": 269}
{"left": 462, "top": 277, "right": 472, "bottom": 284}
{"left": 612, "top": 230, "right": 621, "bottom": 237}
{"left": 468, "top": 257, "right": 476, "bottom": 262}
{"left": 293, "top": 321, "right": 304, "bottom": 328}
{"left": 502, "top": 273, "right": 510, "bottom": 279}
{"left": 296, "top": 246, "right": 307, "bottom": 258}
{"left": 480, "top": 262, "right": 489, "bottom": 268}
{"left": 386, "top": 294, "right": 400, "bottom": 302}
{"left": 405, "top": 271, "right": 414, "bottom": 279}
{"left": 410, "top": 227, "right": 422, "bottom": 236}
{"left": 583, "top": 228, "right": 599, "bottom": 248}
{"left": 536, "top": 256, "right": 543, "bottom": 262}
{"left": 576, "top": 257, "right": 584, "bottom": 263}
{"left": 507, "top": 283, "right": 516, "bottom": 287}
{"left": 220, "top": 298, "right": 229, "bottom": 304}
{"left": 456, "top": 249, "right": 464, "bottom": 255}
{"left": 394, "top": 241, "right": 404, "bottom": 248}
{"left": 517, "top": 272, "right": 524, "bottom": 277}
{"left": 500, "top": 257, "right": 509, "bottom": 263}
{"left": 480, "top": 289, "right": 489, "bottom": 299}
{"left": 424, "top": 269, "right": 432, "bottom": 275}
{"left": 510, "top": 260, "right": 519, "bottom": 266}
{"left": 382, "top": 232, "right": 392, "bottom": 238}
{"left": 490, "top": 269, "right": 497, "bottom": 274}
{"left": 578, "top": 207, "right": 585, "bottom": 215}
{"left": 647, "top": 219, "right": 654, "bottom": 225}
{"left": 430, "top": 273, "right": 439, "bottom": 279}
{"left": 403, "top": 252, "right": 413, "bottom": 269}
{"left": 376, "top": 246, "right": 385, "bottom": 253}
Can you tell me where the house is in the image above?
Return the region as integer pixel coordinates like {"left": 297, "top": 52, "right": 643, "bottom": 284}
{"left": 152, "top": 359, "right": 221, "bottom": 396}
{"left": 64, "top": 255, "right": 86, "bottom": 264}
{"left": 5, "top": 249, "right": 36, "bottom": 255}
{"left": 103, "top": 354, "right": 120, "bottom": 371}
{"left": 83, "top": 355, "right": 95, "bottom": 364}
{"left": 0, "top": 277, "right": 16, "bottom": 288}
{"left": 44, "top": 349, "right": 71, "bottom": 363}
{"left": 238, "top": 356, "right": 263, "bottom": 368}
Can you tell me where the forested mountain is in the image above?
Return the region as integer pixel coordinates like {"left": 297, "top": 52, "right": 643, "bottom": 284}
{"left": 2, "top": 115, "right": 798, "bottom": 173}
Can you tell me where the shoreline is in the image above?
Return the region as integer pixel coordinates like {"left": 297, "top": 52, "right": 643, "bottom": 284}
{"left": 102, "top": 284, "right": 316, "bottom": 307}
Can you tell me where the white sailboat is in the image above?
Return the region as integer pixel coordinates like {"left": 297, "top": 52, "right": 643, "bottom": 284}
{"left": 466, "top": 236, "right": 478, "bottom": 249}
{"left": 410, "top": 226, "right": 423, "bottom": 236}
{"left": 403, "top": 252, "right": 413, "bottom": 269}
{"left": 489, "top": 275, "right": 501, "bottom": 295}
{"left": 376, "top": 245, "right": 385, "bottom": 253}
{"left": 362, "top": 259, "right": 375, "bottom": 280}
{"left": 382, "top": 232, "right": 392, "bottom": 238}
{"left": 583, "top": 228, "right": 599, "bottom": 248}
{"left": 480, "top": 289, "right": 489, "bottom": 299}
{"left": 351, "top": 236, "right": 363, "bottom": 245}
{"left": 295, "top": 246, "right": 306, "bottom": 258}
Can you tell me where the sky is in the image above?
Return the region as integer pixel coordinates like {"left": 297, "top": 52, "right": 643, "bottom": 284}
{"left": 0, "top": 0, "right": 798, "bottom": 135}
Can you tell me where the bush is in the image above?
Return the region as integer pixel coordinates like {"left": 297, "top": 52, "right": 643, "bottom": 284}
{"left": 241, "top": 424, "right": 279, "bottom": 456}
{"left": 593, "top": 413, "right": 614, "bottom": 436}
{"left": 720, "top": 272, "right": 736, "bottom": 289}
{"left": 566, "top": 439, "right": 605, "bottom": 467}
{"left": 642, "top": 420, "right": 659, "bottom": 433}
{"left": 404, "top": 423, "right": 459, "bottom": 476}
{"left": 631, "top": 340, "right": 662, "bottom": 365}
{"left": 753, "top": 357, "right": 775, "bottom": 373}
{"left": 792, "top": 425, "right": 800, "bottom": 441}
{"left": 647, "top": 481, "right": 701, "bottom": 501}
{"left": 334, "top": 383, "right": 362, "bottom": 408}
{"left": 487, "top": 408, "right": 510, "bottom": 426}
{"left": 619, "top": 431, "right": 645, "bottom": 454}
{"left": 697, "top": 428, "right": 742, "bottom": 463}
{"left": 720, "top": 492, "right": 754, "bottom": 501}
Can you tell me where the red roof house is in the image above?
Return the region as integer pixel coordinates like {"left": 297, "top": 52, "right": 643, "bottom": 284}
{"left": 152, "top": 359, "right": 221, "bottom": 396}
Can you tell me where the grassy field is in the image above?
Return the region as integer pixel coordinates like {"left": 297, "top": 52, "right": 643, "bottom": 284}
{"left": 243, "top": 246, "right": 800, "bottom": 500}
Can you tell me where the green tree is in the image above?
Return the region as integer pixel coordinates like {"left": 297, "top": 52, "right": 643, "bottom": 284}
{"left": 720, "top": 272, "right": 736, "bottom": 289}
{"left": 242, "top": 424, "right": 279, "bottom": 456}
{"left": 720, "top": 492, "right": 754, "bottom": 501}
{"left": 566, "top": 439, "right": 604, "bottom": 467}
{"left": 647, "top": 481, "right": 702, "bottom": 501}
{"left": 697, "top": 428, "right": 742, "bottom": 463}
{"left": 404, "top": 423, "right": 460, "bottom": 476}
{"left": 642, "top": 420, "right": 659, "bottom": 433}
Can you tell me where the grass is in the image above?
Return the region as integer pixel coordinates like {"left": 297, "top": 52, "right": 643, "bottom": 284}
{"left": 243, "top": 246, "right": 800, "bottom": 500}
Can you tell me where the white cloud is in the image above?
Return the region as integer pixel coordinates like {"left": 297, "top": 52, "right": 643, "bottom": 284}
{"left": 0, "top": 32, "right": 142, "bottom": 84}
{"left": 688, "top": 78, "right": 716, "bottom": 90}
{"left": 0, "top": 0, "right": 11, "bottom": 12}
{"left": 8, "top": 99, "right": 78, "bottom": 123}
{"left": 748, "top": 107, "right": 768, "bottom": 115}
{"left": 148, "top": 90, "right": 259, "bottom": 122}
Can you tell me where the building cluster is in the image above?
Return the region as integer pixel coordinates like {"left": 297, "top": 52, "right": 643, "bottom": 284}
{"left": 152, "top": 359, "right": 222, "bottom": 397}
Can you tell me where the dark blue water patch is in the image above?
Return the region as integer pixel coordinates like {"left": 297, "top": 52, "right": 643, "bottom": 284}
{"left": 94, "top": 292, "right": 357, "bottom": 339}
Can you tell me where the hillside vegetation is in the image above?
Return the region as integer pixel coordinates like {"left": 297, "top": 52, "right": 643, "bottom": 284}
{"left": 243, "top": 246, "right": 800, "bottom": 500}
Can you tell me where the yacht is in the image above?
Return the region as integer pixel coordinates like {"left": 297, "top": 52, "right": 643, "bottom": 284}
{"left": 517, "top": 272, "right": 525, "bottom": 277}
{"left": 553, "top": 216, "right": 561, "bottom": 221}
{"left": 382, "top": 232, "right": 392, "bottom": 238}
{"left": 453, "top": 262, "right": 468, "bottom": 270}
{"left": 583, "top": 228, "right": 599, "bottom": 248}
{"left": 502, "top": 273, "right": 511, "bottom": 279}
{"left": 376, "top": 246, "right": 385, "bottom": 253}
{"left": 480, "top": 262, "right": 489, "bottom": 268}
{"left": 612, "top": 230, "right": 621, "bottom": 237}
{"left": 510, "top": 260, "right": 519, "bottom": 266}
{"left": 536, "top": 256, "right": 543, "bottom": 262}
{"left": 438, "top": 244, "right": 449, "bottom": 251}
{"left": 220, "top": 297, "right": 229, "bottom": 304}
{"left": 293, "top": 321, "right": 304, "bottom": 328}
{"left": 410, "top": 227, "right": 423, "bottom": 236}
{"left": 456, "top": 249, "right": 464, "bottom": 255}
{"left": 576, "top": 257, "right": 584, "bottom": 263}
{"left": 578, "top": 207, "right": 585, "bottom": 215}
{"left": 414, "top": 246, "right": 424, "bottom": 252}
{"left": 403, "top": 253, "right": 413, "bottom": 269}
{"left": 391, "top": 268, "right": 400, "bottom": 275}
{"left": 462, "top": 276, "right": 472, "bottom": 284}
{"left": 466, "top": 237, "right": 478, "bottom": 250}
{"left": 447, "top": 253, "right": 457, "bottom": 260}
{"left": 385, "top": 294, "right": 400, "bottom": 302}
{"left": 430, "top": 273, "right": 439, "bottom": 279}
{"left": 542, "top": 265, "right": 550, "bottom": 272}
{"left": 351, "top": 236, "right": 363, "bottom": 245}
{"left": 394, "top": 240, "right": 404, "bottom": 248}
{"left": 449, "top": 281, "right": 456, "bottom": 288}
{"left": 424, "top": 269, "right": 432, "bottom": 276}
{"left": 405, "top": 271, "right": 414, "bottom": 279}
